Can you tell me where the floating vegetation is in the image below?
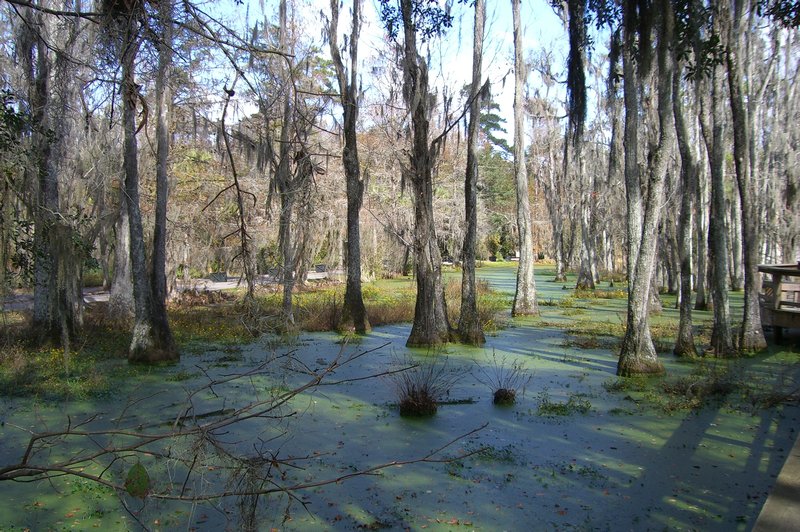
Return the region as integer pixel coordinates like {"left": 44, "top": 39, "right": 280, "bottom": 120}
{"left": 536, "top": 390, "right": 592, "bottom": 416}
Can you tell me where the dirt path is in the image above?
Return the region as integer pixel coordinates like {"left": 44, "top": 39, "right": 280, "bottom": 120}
{"left": 2, "top": 271, "right": 335, "bottom": 312}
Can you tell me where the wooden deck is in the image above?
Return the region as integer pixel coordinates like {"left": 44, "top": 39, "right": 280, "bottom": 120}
{"left": 759, "top": 264, "right": 800, "bottom": 341}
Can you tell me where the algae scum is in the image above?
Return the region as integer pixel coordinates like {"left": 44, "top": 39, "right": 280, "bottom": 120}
{"left": 0, "top": 266, "right": 798, "bottom": 531}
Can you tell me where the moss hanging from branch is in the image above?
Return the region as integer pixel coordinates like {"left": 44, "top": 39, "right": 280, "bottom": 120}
{"left": 565, "top": 0, "right": 588, "bottom": 148}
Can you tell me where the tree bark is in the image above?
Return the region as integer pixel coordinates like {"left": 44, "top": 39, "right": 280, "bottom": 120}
{"left": 109, "top": 192, "right": 134, "bottom": 322}
{"left": 693, "top": 147, "right": 710, "bottom": 311}
{"left": 150, "top": 0, "right": 177, "bottom": 353}
{"left": 457, "top": 0, "right": 486, "bottom": 345}
{"left": 728, "top": 194, "right": 743, "bottom": 291}
{"left": 575, "top": 153, "right": 596, "bottom": 290}
{"left": 617, "top": 0, "right": 674, "bottom": 377}
{"left": 511, "top": 0, "right": 537, "bottom": 317}
{"left": 724, "top": 0, "right": 766, "bottom": 352}
{"left": 25, "top": 9, "right": 83, "bottom": 346}
{"left": 276, "top": 0, "right": 296, "bottom": 328}
{"left": 672, "top": 67, "right": 698, "bottom": 358}
{"left": 329, "top": 0, "right": 369, "bottom": 334}
{"left": 29, "top": 16, "right": 58, "bottom": 342}
{"left": 400, "top": 0, "right": 450, "bottom": 347}
{"left": 122, "top": 25, "right": 177, "bottom": 363}
{"left": 701, "top": 67, "right": 736, "bottom": 357}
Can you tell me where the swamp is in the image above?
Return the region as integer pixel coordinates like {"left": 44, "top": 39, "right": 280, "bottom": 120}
{"left": 1, "top": 264, "right": 798, "bottom": 531}
{"left": 1, "top": 0, "right": 799, "bottom": 529}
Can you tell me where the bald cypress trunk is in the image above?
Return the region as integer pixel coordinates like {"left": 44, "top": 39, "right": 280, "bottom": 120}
{"left": 24, "top": 9, "right": 83, "bottom": 346}
{"left": 328, "top": 0, "right": 369, "bottom": 334}
{"left": 108, "top": 194, "right": 134, "bottom": 322}
{"left": 618, "top": 0, "right": 674, "bottom": 377}
{"left": 672, "top": 68, "right": 698, "bottom": 358}
{"left": 400, "top": 0, "right": 450, "bottom": 347}
{"left": 511, "top": 0, "right": 537, "bottom": 317}
{"left": 724, "top": 0, "right": 766, "bottom": 353}
{"left": 702, "top": 67, "right": 736, "bottom": 357}
{"left": 122, "top": 23, "right": 176, "bottom": 363}
{"left": 149, "top": 0, "right": 177, "bottom": 356}
{"left": 457, "top": 0, "right": 486, "bottom": 345}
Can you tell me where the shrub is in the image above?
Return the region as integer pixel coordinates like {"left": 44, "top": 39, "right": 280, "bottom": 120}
{"left": 82, "top": 268, "right": 105, "bottom": 288}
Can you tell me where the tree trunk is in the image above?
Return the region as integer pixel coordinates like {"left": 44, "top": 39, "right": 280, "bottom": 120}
{"left": 575, "top": 154, "right": 596, "bottom": 290}
{"left": 400, "top": 0, "right": 450, "bottom": 347}
{"left": 457, "top": 0, "right": 486, "bottom": 345}
{"left": 693, "top": 150, "right": 710, "bottom": 310}
{"left": 724, "top": 0, "right": 766, "bottom": 352}
{"left": 30, "top": 21, "right": 59, "bottom": 342}
{"left": 511, "top": 0, "right": 537, "bottom": 316}
{"left": 672, "top": 67, "right": 698, "bottom": 358}
{"left": 617, "top": 0, "right": 674, "bottom": 377}
{"left": 276, "top": 0, "right": 296, "bottom": 328}
{"left": 122, "top": 28, "right": 177, "bottom": 363}
{"left": 329, "top": 0, "right": 369, "bottom": 334}
{"left": 728, "top": 194, "right": 743, "bottom": 291}
{"left": 109, "top": 192, "right": 134, "bottom": 322}
{"left": 702, "top": 67, "right": 736, "bottom": 357}
{"left": 621, "top": 4, "right": 643, "bottom": 285}
{"left": 150, "top": 0, "right": 177, "bottom": 355}
{"left": 25, "top": 11, "right": 83, "bottom": 346}
{"left": 278, "top": 145, "right": 295, "bottom": 327}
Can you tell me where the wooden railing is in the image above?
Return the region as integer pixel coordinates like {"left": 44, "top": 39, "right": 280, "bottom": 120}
{"left": 758, "top": 263, "right": 800, "bottom": 341}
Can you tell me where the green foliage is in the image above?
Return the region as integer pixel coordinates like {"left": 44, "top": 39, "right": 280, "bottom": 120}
{"left": 758, "top": 0, "right": 800, "bottom": 27}
{"left": 603, "top": 376, "right": 648, "bottom": 393}
{"left": 0, "top": 91, "right": 26, "bottom": 182}
{"left": 537, "top": 390, "right": 592, "bottom": 416}
{"left": 479, "top": 149, "right": 514, "bottom": 208}
{"left": 169, "top": 299, "right": 256, "bottom": 345}
{"left": 485, "top": 233, "right": 500, "bottom": 257}
{"left": 166, "top": 369, "right": 200, "bottom": 382}
{"left": 82, "top": 268, "right": 104, "bottom": 288}
{"left": 378, "top": 0, "right": 457, "bottom": 42}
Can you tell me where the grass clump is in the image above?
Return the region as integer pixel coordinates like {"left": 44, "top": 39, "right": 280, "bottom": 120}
{"left": 474, "top": 350, "right": 532, "bottom": 406}
{"left": 389, "top": 355, "right": 462, "bottom": 417}
{"left": 246, "top": 277, "right": 508, "bottom": 335}
{"left": 0, "top": 306, "right": 128, "bottom": 399}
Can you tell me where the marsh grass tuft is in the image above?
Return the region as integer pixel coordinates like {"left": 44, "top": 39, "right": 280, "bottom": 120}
{"left": 389, "top": 355, "right": 462, "bottom": 417}
{"left": 474, "top": 350, "right": 532, "bottom": 406}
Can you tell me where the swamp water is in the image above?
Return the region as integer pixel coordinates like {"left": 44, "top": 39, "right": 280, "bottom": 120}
{"left": 0, "top": 265, "right": 798, "bottom": 531}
